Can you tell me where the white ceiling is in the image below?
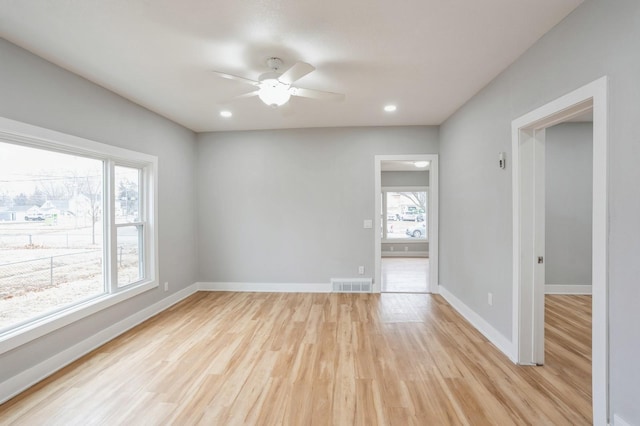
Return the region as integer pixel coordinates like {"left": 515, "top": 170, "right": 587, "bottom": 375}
{"left": 0, "top": 0, "right": 583, "bottom": 133}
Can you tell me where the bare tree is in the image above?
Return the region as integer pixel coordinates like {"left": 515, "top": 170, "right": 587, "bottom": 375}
{"left": 399, "top": 192, "right": 427, "bottom": 211}
{"left": 13, "top": 193, "right": 28, "bottom": 206}
{"left": 36, "top": 173, "right": 71, "bottom": 202}
{"left": 118, "top": 179, "right": 139, "bottom": 218}
{"left": 28, "top": 188, "right": 46, "bottom": 207}
{"left": 79, "top": 176, "right": 102, "bottom": 245}
{"left": 0, "top": 189, "right": 12, "bottom": 208}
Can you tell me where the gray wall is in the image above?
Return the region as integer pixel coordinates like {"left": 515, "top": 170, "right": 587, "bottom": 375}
{"left": 439, "top": 0, "right": 640, "bottom": 421}
{"left": 197, "top": 127, "right": 438, "bottom": 284}
{"left": 0, "top": 39, "right": 198, "bottom": 384}
{"left": 545, "top": 123, "right": 593, "bottom": 286}
{"left": 381, "top": 170, "right": 429, "bottom": 187}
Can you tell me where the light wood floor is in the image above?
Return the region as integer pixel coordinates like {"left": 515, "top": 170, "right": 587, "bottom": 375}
{"left": 544, "top": 295, "right": 592, "bottom": 403}
{"left": 0, "top": 293, "right": 592, "bottom": 425}
{"left": 381, "top": 257, "right": 429, "bottom": 293}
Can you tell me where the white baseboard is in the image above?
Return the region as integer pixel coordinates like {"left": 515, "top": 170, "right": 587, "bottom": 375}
{"left": 545, "top": 284, "right": 592, "bottom": 295}
{"left": 0, "top": 283, "right": 199, "bottom": 404}
{"left": 381, "top": 251, "right": 429, "bottom": 258}
{"left": 198, "top": 282, "right": 332, "bottom": 293}
{"left": 438, "top": 285, "right": 515, "bottom": 361}
{"left": 613, "top": 414, "right": 631, "bottom": 426}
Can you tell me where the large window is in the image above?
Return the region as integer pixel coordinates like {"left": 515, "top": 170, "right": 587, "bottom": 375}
{"left": 381, "top": 188, "right": 428, "bottom": 240}
{"left": 0, "top": 118, "right": 157, "bottom": 351}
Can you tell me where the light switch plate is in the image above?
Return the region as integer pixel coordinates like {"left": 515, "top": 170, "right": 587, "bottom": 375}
{"left": 363, "top": 219, "right": 373, "bottom": 229}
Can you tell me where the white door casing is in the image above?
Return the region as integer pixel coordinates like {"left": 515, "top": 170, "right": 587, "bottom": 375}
{"left": 374, "top": 154, "right": 439, "bottom": 293}
{"left": 511, "top": 76, "right": 608, "bottom": 424}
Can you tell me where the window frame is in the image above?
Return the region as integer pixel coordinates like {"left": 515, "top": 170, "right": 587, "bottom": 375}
{"left": 0, "top": 117, "right": 158, "bottom": 355}
{"left": 381, "top": 186, "right": 429, "bottom": 243}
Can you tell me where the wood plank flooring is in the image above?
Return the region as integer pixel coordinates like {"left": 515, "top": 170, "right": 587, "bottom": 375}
{"left": 0, "top": 293, "right": 592, "bottom": 425}
{"left": 381, "top": 258, "right": 429, "bottom": 293}
{"left": 544, "top": 295, "right": 592, "bottom": 406}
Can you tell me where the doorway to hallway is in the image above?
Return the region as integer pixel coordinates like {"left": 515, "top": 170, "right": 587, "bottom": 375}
{"left": 511, "top": 76, "right": 607, "bottom": 423}
{"left": 374, "top": 154, "right": 439, "bottom": 294}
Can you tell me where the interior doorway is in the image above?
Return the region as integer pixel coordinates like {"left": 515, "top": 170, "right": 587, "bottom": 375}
{"left": 374, "top": 154, "right": 438, "bottom": 293}
{"left": 511, "top": 77, "right": 607, "bottom": 424}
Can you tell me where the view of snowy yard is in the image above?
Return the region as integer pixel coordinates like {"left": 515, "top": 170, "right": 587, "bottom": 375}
{"left": 0, "top": 218, "right": 140, "bottom": 329}
{"left": 0, "top": 141, "right": 142, "bottom": 331}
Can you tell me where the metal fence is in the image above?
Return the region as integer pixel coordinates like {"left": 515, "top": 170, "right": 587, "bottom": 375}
{"left": 0, "top": 250, "right": 102, "bottom": 299}
{"left": 0, "top": 231, "right": 103, "bottom": 250}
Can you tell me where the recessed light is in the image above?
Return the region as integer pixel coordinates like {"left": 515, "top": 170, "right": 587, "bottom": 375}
{"left": 414, "top": 161, "right": 429, "bottom": 168}
{"left": 384, "top": 105, "right": 397, "bottom": 112}
{"left": 220, "top": 110, "right": 232, "bottom": 118}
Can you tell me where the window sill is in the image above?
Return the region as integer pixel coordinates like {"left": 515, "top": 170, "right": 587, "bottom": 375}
{"left": 0, "top": 280, "right": 158, "bottom": 356}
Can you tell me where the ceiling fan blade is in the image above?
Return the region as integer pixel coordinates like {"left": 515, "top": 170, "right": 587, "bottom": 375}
{"left": 211, "top": 70, "right": 260, "bottom": 86}
{"left": 218, "top": 90, "right": 260, "bottom": 104}
{"left": 235, "top": 90, "right": 260, "bottom": 99}
{"left": 290, "top": 87, "right": 345, "bottom": 102}
{"left": 278, "top": 62, "right": 315, "bottom": 85}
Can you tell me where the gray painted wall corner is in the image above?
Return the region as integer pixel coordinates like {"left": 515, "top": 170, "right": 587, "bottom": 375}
{"left": 0, "top": 38, "right": 199, "bottom": 384}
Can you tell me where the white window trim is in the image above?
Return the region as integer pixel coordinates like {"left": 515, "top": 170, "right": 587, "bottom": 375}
{"left": 381, "top": 186, "right": 429, "bottom": 243}
{"left": 0, "top": 117, "right": 159, "bottom": 355}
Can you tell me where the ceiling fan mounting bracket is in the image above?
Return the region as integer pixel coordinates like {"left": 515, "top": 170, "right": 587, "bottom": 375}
{"left": 266, "top": 57, "right": 283, "bottom": 71}
{"left": 258, "top": 71, "right": 282, "bottom": 83}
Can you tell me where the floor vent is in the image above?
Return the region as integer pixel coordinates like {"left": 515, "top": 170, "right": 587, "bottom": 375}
{"left": 331, "top": 278, "right": 372, "bottom": 293}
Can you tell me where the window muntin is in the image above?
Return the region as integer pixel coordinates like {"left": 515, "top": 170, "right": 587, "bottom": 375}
{"left": 0, "top": 133, "right": 155, "bottom": 338}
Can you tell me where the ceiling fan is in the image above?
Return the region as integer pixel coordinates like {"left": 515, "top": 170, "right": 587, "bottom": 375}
{"left": 212, "top": 57, "right": 345, "bottom": 108}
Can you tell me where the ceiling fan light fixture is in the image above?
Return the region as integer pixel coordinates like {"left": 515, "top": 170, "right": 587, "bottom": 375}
{"left": 258, "top": 79, "right": 291, "bottom": 107}
{"left": 212, "top": 58, "right": 343, "bottom": 108}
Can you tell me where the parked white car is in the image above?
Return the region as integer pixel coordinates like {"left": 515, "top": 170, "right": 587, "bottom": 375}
{"left": 24, "top": 212, "right": 45, "bottom": 221}
{"left": 405, "top": 223, "right": 426, "bottom": 238}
